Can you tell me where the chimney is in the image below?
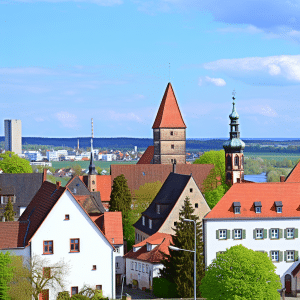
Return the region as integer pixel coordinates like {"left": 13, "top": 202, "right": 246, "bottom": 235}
{"left": 280, "top": 175, "right": 285, "bottom": 182}
{"left": 43, "top": 168, "right": 47, "bottom": 182}
{"left": 56, "top": 181, "right": 61, "bottom": 189}
{"left": 172, "top": 159, "right": 177, "bottom": 173}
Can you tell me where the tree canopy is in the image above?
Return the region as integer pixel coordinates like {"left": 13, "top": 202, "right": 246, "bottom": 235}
{"left": 200, "top": 245, "right": 282, "bottom": 300}
{"left": 0, "top": 151, "right": 32, "bottom": 173}
{"left": 160, "top": 197, "right": 204, "bottom": 298}
{"left": 0, "top": 252, "right": 14, "bottom": 300}
{"left": 4, "top": 199, "right": 15, "bottom": 221}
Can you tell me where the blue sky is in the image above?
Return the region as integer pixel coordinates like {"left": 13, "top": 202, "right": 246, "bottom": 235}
{"left": 2, "top": 0, "right": 300, "bottom": 138}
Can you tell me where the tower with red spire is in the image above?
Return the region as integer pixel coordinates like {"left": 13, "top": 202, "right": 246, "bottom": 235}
{"left": 152, "top": 83, "right": 186, "bottom": 164}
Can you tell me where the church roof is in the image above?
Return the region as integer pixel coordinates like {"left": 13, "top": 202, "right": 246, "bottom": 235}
{"left": 152, "top": 83, "right": 186, "bottom": 129}
{"left": 137, "top": 146, "right": 154, "bottom": 164}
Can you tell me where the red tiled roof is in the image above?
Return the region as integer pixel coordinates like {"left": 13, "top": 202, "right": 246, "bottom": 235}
{"left": 91, "top": 212, "right": 123, "bottom": 245}
{"left": 110, "top": 164, "right": 214, "bottom": 193}
{"left": 204, "top": 182, "right": 300, "bottom": 220}
{"left": 0, "top": 221, "right": 28, "bottom": 249}
{"left": 124, "top": 232, "right": 172, "bottom": 263}
{"left": 96, "top": 175, "right": 112, "bottom": 202}
{"left": 152, "top": 83, "right": 186, "bottom": 129}
{"left": 137, "top": 146, "right": 154, "bottom": 164}
{"left": 285, "top": 162, "right": 300, "bottom": 182}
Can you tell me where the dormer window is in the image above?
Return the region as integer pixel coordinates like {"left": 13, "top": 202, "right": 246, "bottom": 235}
{"left": 149, "top": 219, "right": 152, "bottom": 229}
{"left": 233, "top": 202, "right": 241, "bottom": 214}
{"left": 142, "top": 216, "right": 145, "bottom": 226}
{"left": 275, "top": 201, "right": 283, "bottom": 213}
{"left": 254, "top": 202, "right": 262, "bottom": 214}
{"left": 157, "top": 205, "right": 160, "bottom": 214}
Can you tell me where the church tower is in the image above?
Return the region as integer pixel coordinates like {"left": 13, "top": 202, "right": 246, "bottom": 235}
{"left": 88, "top": 118, "right": 97, "bottom": 192}
{"left": 152, "top": 83, "right": 186, "bottom": 164}
{"left": 223, "top": 91, "right": 245, "bottom": 184}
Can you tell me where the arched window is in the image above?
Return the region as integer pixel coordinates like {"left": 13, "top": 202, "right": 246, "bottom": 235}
{"left": 227, "top": 156, "right": 232, "bottom": 168}
{"left": 234, "top": 155, "right": 239, "bottom": 166}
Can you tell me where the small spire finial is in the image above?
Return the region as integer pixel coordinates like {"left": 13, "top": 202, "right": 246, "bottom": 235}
{"left": 232, "top": 89, "right": 236, "bottom": 103}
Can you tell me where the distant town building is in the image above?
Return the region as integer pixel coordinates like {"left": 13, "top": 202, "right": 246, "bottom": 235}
{"left": 47, "top": 151, "right": 59, "bottom": 161}
{"left": 24, "top": 151, "right": 43, "bottom": 162}
{"left": 4, "top": 119, "right": 22, "bottom": 155}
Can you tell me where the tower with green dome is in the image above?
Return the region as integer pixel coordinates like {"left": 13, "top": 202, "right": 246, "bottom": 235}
{"left": 223, "top": 91, "right": 245, "bottom": 184}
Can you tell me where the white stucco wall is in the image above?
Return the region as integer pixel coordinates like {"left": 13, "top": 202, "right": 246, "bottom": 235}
{"left": 1, "top": 245, "right": 31, "bottom": 260}
{"left": 204, "top": 218, "right": 300, "bottom": 288}
{"left": 115, "top": 244, "right": 125, "bottom": 275}
{"left": 30, "top": 190, "right": 115, "bottom": 299}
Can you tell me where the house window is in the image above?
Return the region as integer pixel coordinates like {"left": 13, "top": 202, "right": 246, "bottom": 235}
{"left": 287, "top": 228, "right": 295, "bottom": 239}
{"left": 142, "top": 264, "right": 145, "bottom": 273}
{"left": 234, "top": 229, "right": 242, "bottom": 240}
{"left": 43, "top": 267, "right": 51, "bottom": 278}
{"left": 131, "top": 262, "right": 134, "bottom": 270}
{"left": 190, "top": 188, "right": 193, "bottom": 193}
{"left": 174, "top": 222, "right": 177, "bottom": 226}
{"left": 146, "top": 265, "right": 149, "bottom": 273}
{"left": 70, "top": 239, "right": 80, "bottom": 252}
{"left": 142, "top": 216, "right": 145, "bottom": 226}
{"left": 71, "top": 287, "right": 78, "bottom": 296}
{"left": 93, "top": 265, "right": 97, "bottom": 270}
{"left": 135, "top": 262, "right": 138, "bottom": 271}
{"left": 271, "top": 251, "right": 279, "bottom": 262}
{"left": 116, "top": 262, "right": 119, "bottom": 269}
{"left": 1, "top": 195, "right": 16, "bottom": 204}
{"left": 195, "top": 203, "right": 198, "bottom": 208}
{"left": 157, "top": 205, "right": 160, "bottom": 214}
{"left": 39, "top": 289, "right": 49, "bottom": 300}
{"left": 255, "top": 207, "right": 261, "bottom": 213}
{"left": 43, "top": 241, "right": 53, "bottom": 254}
{"left": 234, "top": 207, "right": 240, "bottom": 214}
{"left": 219, "top": 230, "right": 227, "bottom": 240}
{"left": 115, "top": 246, "right": 119, "bottom": 253}
{"left": 149, "top": 219, "right": 152, "bottom": 229}
{"left": 255, "top": 229, "right": 264, "bottom": 239}
{"left": 171, "top": 145, "right": 174, "bottom": 149}
{"left": 271, "top": 229, "right": 279, "bottom": 239}
{"left": 170, "top": 131, "right": 173, "bottom": 136}
{"left": 139, "top": 263, "right": 141, "bottom": 272}
{"left": 96, "top": 285, "right": 102, "bottom": 290}
{"left": 286, "top": 251, "right": 295, "bottom": 262}
{"left": 65, "top": 214, "right": 70, "bottom": 220}
{"left": 276, "top": 207, "right": 282, "bottom": 213}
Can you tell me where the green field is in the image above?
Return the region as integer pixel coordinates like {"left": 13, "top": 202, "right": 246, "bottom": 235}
{"left": 51, "top": 160, "right": 137, "bottom": 173}
{"left": 244, "top": 152, "right": 300, "bottom": 161}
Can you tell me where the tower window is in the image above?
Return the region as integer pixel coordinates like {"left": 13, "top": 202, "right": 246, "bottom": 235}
{"left": 234, "top": 156, "right": 239, "bottom": 166}
{"left": 92, "top": 180, "right": 95, "bottom": 185}
{"left": 170, "top": 131, "right": 174, "bottom": 136}
{"left": 171, "top": 145, "right": 174, "bottom": 149}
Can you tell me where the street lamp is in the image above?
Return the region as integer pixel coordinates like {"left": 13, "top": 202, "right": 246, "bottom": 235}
{"left": 169, "top": 218, "right": 196, "bottom": 300}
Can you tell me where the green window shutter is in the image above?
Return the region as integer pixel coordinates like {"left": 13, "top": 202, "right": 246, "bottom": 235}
{"left": 232, "top": 230, "right": 235, "bottom": 239}
{"left": 263, "top": 229, "right": 267, "bottom": 239}
{"left": 284, "top": 229, "right": 287, "bottom": 239}
{"left": 284, "top": 251, "right": 287, "bottom": 262}
{"left": 295, "top": 228, "right": 298, "bottom": 239}
{"left": 269, "top": 229, "right": 272, "bottom": 239}
{"left": 253, "top": 229, "right": 256, "bottom": 239}
{"left": 269, "top": 251, "right": 272, "bottom": 258}
{"left": 242, "top": 230, "right": 246, "bottom": 239}
{"left": 216, "top": 230, "right": 219, "bottom": 239}
{"left": 279, "top": 229, "right": 283, "bottom": 239}
{"left": 279, "top": 251, "right": 283, "bottom": 262}
{"left": 227, "top": 230, "right": 230, "bottom": 239}
{"left": 295, "top": 251, "right": 298, "bottom": 261}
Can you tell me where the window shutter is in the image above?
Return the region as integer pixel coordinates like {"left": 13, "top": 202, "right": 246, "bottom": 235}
{"left": 269, "top": 229, "right": 271, "bottom": 239}
{"left": 232, "top": 230, "right": 235, "bottom": 239}
{"left": 295, "top": 251, "right": 299, "bottom": 261}
{"left": 253, "top": 229, "right": 256, "bottom": 239}
{"left": 279, "top": 229, "right": 283, "bottom": 239}
{"left": 284, "top": 229, "right": 287, "bottom": 239}
{"left": 227, "top": 230, "right": 230, "bottom": 239}
{"left": 263, "top": 229, "right": 267, "bottom": 239}
{"left": 269, "top": 251, "right": 272, "bottom": 258}
{"left": 295, "top": 228, "right": 298, "bottom": 239}
{"left": 242, "top": 230, "right": 246, "bottom": 239}
{"left": 284, "top": 251, "right": 287, "bottom": 262}
{"left": 279, "top": 251, "right": 283, "bottom": 262}
{"left": 216, "top": 230, "right": 219, "bottom": 239}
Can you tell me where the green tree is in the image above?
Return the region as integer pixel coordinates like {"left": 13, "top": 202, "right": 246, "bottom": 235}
{"left": 160, "top": 197, "right": 204, "bottom": 298}
{"left": 73, "top": 165, "right": 82, "bottom": 176}
{"left": 200, "top": 245, "right": 282, "bottom": 300}
{"left": 0, "top": 151, "right": 32, "bottom": 173}
{"left": 96, "top": 167, "right": 102, "bottom": 175}
{"left": 4, "top": 199, "right": 15, "bottom": 221}
{"left": 0, "top": 252, "right": 14, "bottom": 300}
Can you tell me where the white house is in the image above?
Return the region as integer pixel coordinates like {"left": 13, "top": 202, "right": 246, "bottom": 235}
{"left": 0, "top": 181, "right": 116, "bottom": 299}
{"left": 203, "top": 181, "right": 300, "bottom": 296}
{"left": 47, "top": 151, "right": 59, "bottom": 162}
{"left": 24, "top": 150, "right": 43, "bottom": 162}
{"left": 124, "top": 232, "right": 172, "bottom": 290}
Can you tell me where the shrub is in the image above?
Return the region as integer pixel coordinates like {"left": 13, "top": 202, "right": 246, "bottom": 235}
{"left": 153, "top": 277, "right": 178, "bottom": 298}
{"left": 57, "top": 291, "right": 71, "bottom": 299}
{"left": 71, "top": 295, "right": 89, "bottom": 300}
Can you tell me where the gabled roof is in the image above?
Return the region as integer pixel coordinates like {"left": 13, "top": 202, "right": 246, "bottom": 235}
{"left": 134, "top": 172, "right": 191, "bottom": 235}
{"left": 91, "top": 212, "right": 123, "bottom": 245}
{"left": 285, "top": 162, "right": 300, "bottom": 182}
{"left": 152, "top": 83, "right": 186, "bottom": 129}
{"left": 204, "top": 182, "right": 300, "bottom": 220}
{"left": 0, "top": 221, "right": 28, "bottom": 249}
{"left": 124, "top": 232, "right": 172, "bottom": 263}
{"left": 137, "top": 146, "right": 154, "bottom": 164}
{"left": 96, "top": 175, "right": 112, "bottom": 202}
{"left": 110, "top": 164, "right": 213, "bottom": 194}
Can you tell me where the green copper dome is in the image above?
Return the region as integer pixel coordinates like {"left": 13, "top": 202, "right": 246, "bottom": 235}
{"left": 229, "top": 101, "right": 239, "bottom": 120}
{"left": 223, "top": 138, "right": 245, "bottom": 150}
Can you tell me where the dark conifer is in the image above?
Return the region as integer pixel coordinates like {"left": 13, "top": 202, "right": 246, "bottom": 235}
{"left": 160, "top": 196, "right": 204, "bottom": 297}
{"left": 4, "top": 199, "right": 14, "bottom": 221}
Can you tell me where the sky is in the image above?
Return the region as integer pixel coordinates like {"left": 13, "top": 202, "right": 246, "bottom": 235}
{"left": 2, "top": 0, "right": 300, "bottom": 138}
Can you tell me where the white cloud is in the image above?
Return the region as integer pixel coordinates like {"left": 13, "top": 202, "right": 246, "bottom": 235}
{"left": 55, "top": 111, "right": 78, "bottom": 128}
{"left": 199, "top": 76, "right": 226, "bottom": 86}
{"left": 203, "top": 55, "right": 300, "bottom": 85}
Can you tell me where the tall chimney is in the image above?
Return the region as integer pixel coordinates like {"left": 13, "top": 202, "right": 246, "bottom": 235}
{"left": 173, "top": 159, "right": 177, "bottom": 173}
{"left": 56, "top": 181, "right": 61, "bottom": 189}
